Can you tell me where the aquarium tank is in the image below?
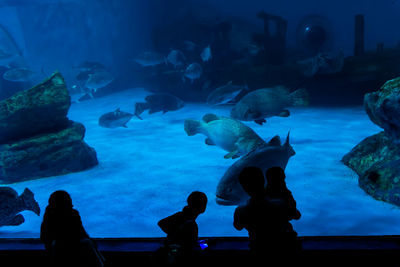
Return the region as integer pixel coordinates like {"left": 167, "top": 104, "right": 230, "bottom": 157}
{"left": 1, "top": 0, "right": 400, "bottom": 238}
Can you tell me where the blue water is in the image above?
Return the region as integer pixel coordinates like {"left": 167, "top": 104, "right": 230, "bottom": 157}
{"left": 2, "top": 88, "right": 400, "bottom": 238}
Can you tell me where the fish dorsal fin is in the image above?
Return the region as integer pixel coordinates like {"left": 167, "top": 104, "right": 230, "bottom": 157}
{"left": 114, "top": 108, "right": 121, "bottom": 115}
{"left": 268, "top": 135, "right": 281, "bottom": 146}
{"left": 227, "top": 80, "right": 233, "bottom": 86}
{"left": 284, "top": 131, "right": 290, "bottom": 146}
{"left": 202, "top": 113, "right": 220, "bottom": 123}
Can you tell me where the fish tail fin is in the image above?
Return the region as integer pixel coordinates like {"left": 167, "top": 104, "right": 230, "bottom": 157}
{"left": 290, "top": 88, "right": 309, "bottom": 107}
{"left": 134, "top": 102, "right": 149, "bottom": 120}
{"left": 184, "top": 119, "right": 203, "bottom": 136}
{"left": 21, "top": 188, "right": 40, "bottom": 216}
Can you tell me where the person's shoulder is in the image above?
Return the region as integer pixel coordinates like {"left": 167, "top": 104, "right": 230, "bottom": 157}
{"left": 234, "top": 203, "right": 250, "bottom": 215}
{"left": 71, "top": 209, "right": 82, "bottom": 218}
{"left": 284, "top": 189, "right": 294, "bottom": 197}
{"left": 159, "top": 211, "right": 183, "bottom": 225}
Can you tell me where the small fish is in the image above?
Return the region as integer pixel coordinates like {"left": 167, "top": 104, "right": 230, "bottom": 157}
{"left": 230, "top": 87, "right": 309, "bottom": 125}
{"left": 200, "top": 45, "right": 212, "bottom": 62}
{"left": 134, "top": 93, "right": 185, "bottom": 119}
{"left": 85, "top": 71, "right": 114, "bottom": 93}
{"left": 183, "top": 63, "right": 202, "bottom": 83}
{"left": 75, "top": 70, "right": 92, "bottom": 83}
{"left": 206, "top": 81, "right": 248, "bottom": 105}
{"left": 2, "top": 67, "right": 35, "bottom": 82}
{"left": 247, "top": 44, "right": 263, "bottom": 56}
{"left": 133, "top": 51, "right": 165, "bottom": 67}
{"left": 73, "top": 61, "right": 106, "bottom": 72}
{"left": 166, "top": 50, "right": 186, "bottom": 69}
{"left": 98, "top": 108, "right": 133, "bottom": 128}
{"left": 297, "top": 51, "right": 344, "bottom": 77}
{"left": 183, "top": 40, "right": 198, "bottom": 51}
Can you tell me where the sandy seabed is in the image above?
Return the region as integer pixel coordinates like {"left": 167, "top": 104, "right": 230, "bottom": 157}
{"left": 1, "top": 88, "right": 400, "bottom": 238}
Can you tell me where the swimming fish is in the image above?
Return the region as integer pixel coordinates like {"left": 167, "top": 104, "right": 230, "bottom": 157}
{"left": 215, "top": 133, "right": 295, "bottom": 205}
{"left": 98, "top": 108, "right": 133, "bottom": 128}
{"left": 184, "top": 113, "right": 267, "bottom": 159}
{"left": 200, "top": 45, "right": 212, "bottom": 62}
{"left": 298, "top": 51, "right": 344, "bottom": 77}
{"left": 183, "top": 40, "right": 198, "bottom": 51}
{"left": 206, "top": 81, "right": 248, "bottom": 105}
{"left": 0, "top": 187, "right": 40, "bottom": 227}
{"left": 73, "top": 61, "right": 106, "bottom": 73}
{"left": 134, "top": 93, "right": 185, "bottom": 119}
{"left": 166, "top": 50, "right": 186, "bottom": 69}
{"left": 183, "top": 63, "right": 202, "bottom": 83}
{"left": 133, "top": 51, "right": 165, "bottom": 67}
{"left": 2, "top": 68, "right": 35, "bottom": 82}
{"left": 230, "top": 87, "right": 309, "bottom": 125}
{"left": 85, "top": 71, "right": 114, "bottom": 93}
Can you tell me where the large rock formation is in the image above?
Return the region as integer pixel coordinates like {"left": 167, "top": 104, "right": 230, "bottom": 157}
{"left": 0, "top": 72, "right": 70, "bottom": 143}
{"left": 342, "top": 77, "right": 400, "bottom": 206}
{"left": 364, "top": 77, "right": 400, "bottom": 141}
{"left": 0, "top": 72, "right": 98, "bottom": 184}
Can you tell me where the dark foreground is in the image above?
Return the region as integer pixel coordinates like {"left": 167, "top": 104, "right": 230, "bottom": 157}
{"left": 1, "top": 236, "right": 400, "bottom": 267}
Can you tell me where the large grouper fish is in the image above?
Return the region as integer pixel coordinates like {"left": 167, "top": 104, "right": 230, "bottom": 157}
{"left": 230, "top": 86, "right": 309, "bottom": 125}
{"left": 184, "top": 113, "right": 267, "bottom": 159}
{"left": 215, "top": 132, "right": 295, "bottom": 205}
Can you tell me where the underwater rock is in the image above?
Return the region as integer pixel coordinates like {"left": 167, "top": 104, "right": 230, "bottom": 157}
{"left": 0, "top": 121, "right": 98, "bottom": 184}
{"left": 342, "top": 132, "right": 400, "bottom": 206}
{"left": 0, "top": 71, "right": 70, "bottom": 144}
{"left": 0, "top": 187, "right": 40, "bottom": 227}
{"left": 0, "top": 71, "right": 98, "bottom": 183}
{"left": 343, "top": 77, "right": 400, "bottom": 207}
{"left": 364, "top": 77, "right": 400, "bottom": 141}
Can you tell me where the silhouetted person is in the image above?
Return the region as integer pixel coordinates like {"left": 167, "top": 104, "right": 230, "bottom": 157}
{"left": 157, "top": 191, "right": 208, "bottom": 266}
{"left": 233, "top": 166, "right": 301, "bottom": 265}
{"left": 265, "top": 167, "right": 302, "bottom": 252}
{"left": 40, "top": 190, "right": 105, "bottom": 267}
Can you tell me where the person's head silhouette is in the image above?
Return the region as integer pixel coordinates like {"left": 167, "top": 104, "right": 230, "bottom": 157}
{"left": 187, "top": 191, "right": 208, "bottom": 215}
{"left": 238, "top": 166, "right": 265, "bottom": 198}
{"left": 265, "top": 167, "right": 287, "bottom": 193}
{"left": 48, "top": 190, "right": 73, "bottom": 211}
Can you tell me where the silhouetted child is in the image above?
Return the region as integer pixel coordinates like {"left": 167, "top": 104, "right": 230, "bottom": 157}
{"left": 40, "top": 190, "right": 105, "bottom": 267}
{"left": 233, "top": 166, "right": 301, "bottom": 264}
{"left": 265, "top": 167, "right": 302, "bottom": 252}
{"left": 157, "top": 191, "right": 208, "bottom": 266}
